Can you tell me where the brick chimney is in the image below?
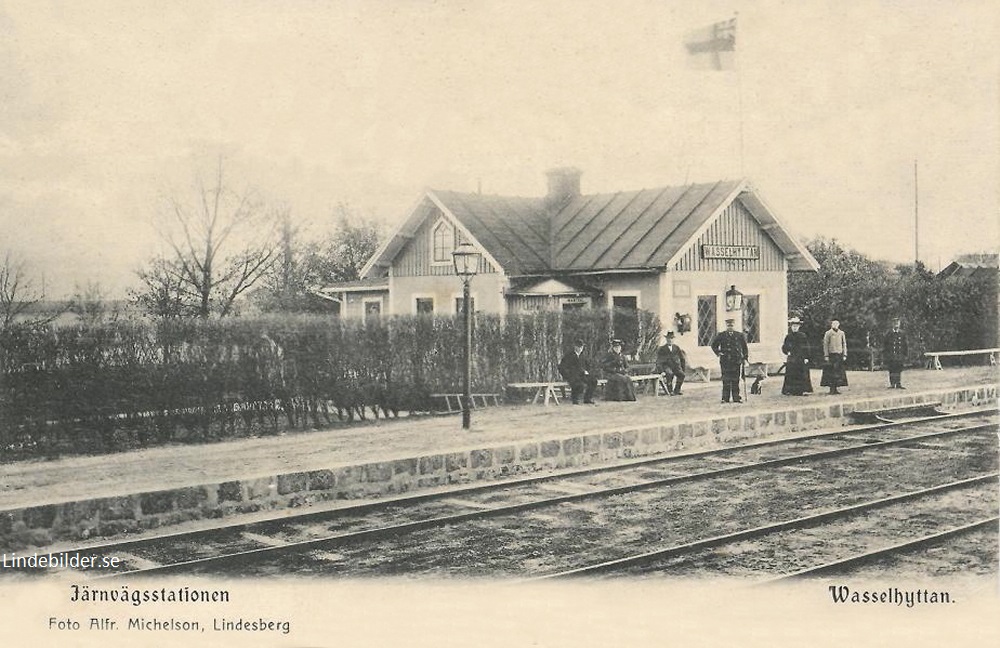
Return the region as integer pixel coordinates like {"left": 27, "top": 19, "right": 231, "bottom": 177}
{"left": 545, "top": 167, "right": 582, "bottom": 207}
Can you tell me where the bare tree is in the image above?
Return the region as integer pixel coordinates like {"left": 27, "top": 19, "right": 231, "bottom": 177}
{"left": 0, "top": 251, "right": 58, "bottom": 332}
{"left": 252, "top": 203, "right": 383, "bottom": 312}
{"left": 69, "top": 281, "right": 119, "bottom": 327}
{"left": 139, "top": 157, "right": 280, "bottom": 318}
{"left": 132, "top": 255, "right": 190, "bottom": 319}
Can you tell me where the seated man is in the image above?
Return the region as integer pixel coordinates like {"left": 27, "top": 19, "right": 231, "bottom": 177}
{"left": 601, "top": 339, "right": 636, "bottom": 402}
{"left": 655, "top": 331, "right": 687, "bottom": 395}
{"left": 557, "top": 338, "right": 598, "bottom": 405}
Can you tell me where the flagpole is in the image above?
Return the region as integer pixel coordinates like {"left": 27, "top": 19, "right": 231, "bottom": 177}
{"left": 734, "top": 12, "right": 744, "bottom": 177}
{"left": 914, "top": 159, "right": 919, "bottom": 264}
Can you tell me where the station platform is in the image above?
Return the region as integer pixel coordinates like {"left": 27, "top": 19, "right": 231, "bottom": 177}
{"left": 1, "top": 366, "right": 996, "bottom": 550}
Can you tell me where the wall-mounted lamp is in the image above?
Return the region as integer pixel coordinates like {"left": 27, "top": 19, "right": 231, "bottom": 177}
{"left": 725, "top": 285, "right": 744, "bottom": 312}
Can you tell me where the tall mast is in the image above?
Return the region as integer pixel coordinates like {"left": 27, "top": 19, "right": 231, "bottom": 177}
{"left": 914, "top": 160, "right": 919, "bottom": 264}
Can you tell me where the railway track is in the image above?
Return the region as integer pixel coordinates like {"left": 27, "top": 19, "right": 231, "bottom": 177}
{"left": 535, "top": 475, "right": 997, "bottom": 580}
{"left": 8, "top": 407, "right": 996, "bottom": 579}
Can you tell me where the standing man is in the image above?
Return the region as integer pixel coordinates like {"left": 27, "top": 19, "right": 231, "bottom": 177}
{"left": 558, "top": 338, "right": 598, "bottom": 404}
{"left": 821, "top": 319, "right": 849, "bottom": 395}
{"left": 655, "top": 332, "right": 687, "bottom": 395}
{"left": 883, "top": 317, "right": 909, "bottom": 389}
{"left": 711, "top": 318, "right": 749, "bottom": 403}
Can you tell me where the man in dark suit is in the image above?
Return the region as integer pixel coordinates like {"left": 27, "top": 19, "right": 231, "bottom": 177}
{"left": 883, "top": 317, "right": 909, "bottom": 389}
{"left": 655, "top": 332, "right": 687, "bottom": 395}
{"left": 711, "top": 318, "right": 749, "bottom": 403}
{"left": 558, "top": 338, "right": 598, "bottom": 405}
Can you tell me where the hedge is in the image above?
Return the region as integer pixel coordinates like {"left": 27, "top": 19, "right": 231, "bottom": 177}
{"left": 0, "top": 307, "right": 659, "bottom": 459}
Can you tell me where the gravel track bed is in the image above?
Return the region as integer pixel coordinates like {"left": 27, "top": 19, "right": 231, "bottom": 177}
{"left": 615, "top": 482, "right": 997, "bottom": 579}
{"left": 194, "top": 427, "right": 996, "bottom": 578}
{"left": 77, "top": 417, "right": 992, "bottom": 571}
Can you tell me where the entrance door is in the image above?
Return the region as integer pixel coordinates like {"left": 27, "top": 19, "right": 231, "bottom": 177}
{"left": 611, "top": 295, "right": 639, "bottom": 350}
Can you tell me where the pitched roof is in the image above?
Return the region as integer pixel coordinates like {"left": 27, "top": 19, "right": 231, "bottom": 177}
{"left": 430, "top": 190, "right": 551, "bottom": 275}
{"left": 314, "top": 277, "right": 389, "bottom": 295}
{"left": 363, "top": 178, "right": 818, "bottom": 278}
{"left": 938, "top": 253, "right": 999, "bottom": 279}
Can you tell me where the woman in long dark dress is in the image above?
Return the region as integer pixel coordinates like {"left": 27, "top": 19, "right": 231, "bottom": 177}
{"left": 601, "top": 339, "right": 637, "bottom": 401}
{"left": 781, "top": 317, "right": 814, "bottom": 395}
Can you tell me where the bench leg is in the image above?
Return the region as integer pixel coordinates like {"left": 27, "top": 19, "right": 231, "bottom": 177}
{"left": 934, "top": 357, "right": 943, "bottom": 370}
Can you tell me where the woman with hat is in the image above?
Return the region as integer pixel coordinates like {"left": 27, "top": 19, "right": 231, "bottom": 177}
{"left": 781, "top": 317, "right": 813, "bottom": 396}
{"left": 601, "top": 339, "right": 637, "bottom": 401}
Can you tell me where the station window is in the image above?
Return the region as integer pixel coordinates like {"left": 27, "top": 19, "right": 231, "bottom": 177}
{"left": 455, "top": 296, "right": 476, "bottom": 314}
{"left": 697, "top": 295, "right": 717, "bottom": 346}
{"left": 363, "top": 300, "right": 381, "bottom": 323}
{"left": 743, "top": 294, "right": 760, "bottom": 343}
{"left": 432, "top": 220, "right": 454, "bottom": 263}
{"left": 415, "top": 297, "right": 434, "bottom": 314}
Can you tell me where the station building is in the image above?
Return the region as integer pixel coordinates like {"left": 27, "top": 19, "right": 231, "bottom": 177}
{"left": 318, "top": 168, "right": 819, "bottom": 369}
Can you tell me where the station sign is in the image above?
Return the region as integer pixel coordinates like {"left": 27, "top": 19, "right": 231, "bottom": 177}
{"left": 700, "top": 244, "right": 760, "bottom": 260}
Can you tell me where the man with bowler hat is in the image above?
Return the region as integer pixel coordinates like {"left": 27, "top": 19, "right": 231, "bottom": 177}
{"left": 711, "top": 318, "right": 749, "bottom": 403}
{"left": 655, "top": 332, "right": 687, "bottom": 395}
{"left": 558, "top": 338, "right": 598, "bottom": 404}
{"left": 883, "top": 317, "right": 909, "bottom": 389}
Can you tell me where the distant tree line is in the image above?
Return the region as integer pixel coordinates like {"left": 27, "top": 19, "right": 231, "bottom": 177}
{"left": 789, "top": 237, "right": 997, "bottom": 368}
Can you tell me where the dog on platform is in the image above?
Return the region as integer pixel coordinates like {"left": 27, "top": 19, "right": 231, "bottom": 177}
{"left": 749, "top": 375, "right": 764, "bottom": 395}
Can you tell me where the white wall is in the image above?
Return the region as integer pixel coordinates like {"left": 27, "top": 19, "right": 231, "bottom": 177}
{"left": 661, "top": 270, "right": 788, "bottom": 369}
{"left": 390, "top": 273, "right": 508, "bottom": 315}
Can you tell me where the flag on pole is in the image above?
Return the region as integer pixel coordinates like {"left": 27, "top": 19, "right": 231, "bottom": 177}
{"left": 684, "top": 17, "right": 736, "bottom": 71}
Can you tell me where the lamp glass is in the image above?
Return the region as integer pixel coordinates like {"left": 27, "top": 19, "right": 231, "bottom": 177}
{"left": 725, "top": 284, "right": 743, "bottom": 311}
{"left": 452, "top": 243, "right": 481, "bottom": 279}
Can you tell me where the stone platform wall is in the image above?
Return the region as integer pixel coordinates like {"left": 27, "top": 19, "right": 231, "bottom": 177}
{"left": 2, "top": 384, "right": 995, "bottom": 551}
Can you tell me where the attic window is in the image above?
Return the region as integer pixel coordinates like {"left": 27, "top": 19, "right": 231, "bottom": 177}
{"left": 432, "top": 219, "right": 455, "bottom": 263}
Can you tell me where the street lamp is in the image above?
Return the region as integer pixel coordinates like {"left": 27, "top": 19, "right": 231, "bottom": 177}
{"left": 452, "top": 242, "right": 481, "bottom": 429}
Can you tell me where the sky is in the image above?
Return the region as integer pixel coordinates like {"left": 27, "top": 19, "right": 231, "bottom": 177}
{"left": 1, "top": 0, "right": 997, "bottom": 299}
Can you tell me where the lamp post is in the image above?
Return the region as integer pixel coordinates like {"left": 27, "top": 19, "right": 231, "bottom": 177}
{"left": 452, "top": 242, "right": 481, "bottom": 429}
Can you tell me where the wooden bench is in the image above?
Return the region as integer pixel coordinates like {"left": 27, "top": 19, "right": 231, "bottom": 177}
{"left": 508, "top": 373, "right": 671, "bottom": 405}
{"left": 429, "top": 393, "right": 501, "bottom": 413}
{"left": 686, "top": 366, "right": 711, "bottom": 382}
{"left": 506, "top": 382, "right": 571, "bottom": 406}
{"left": 923, "top": 348, "right": 999, "bottom": 370}
{"left": 630, "top": 373, "right": 671, "bottom": 396}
